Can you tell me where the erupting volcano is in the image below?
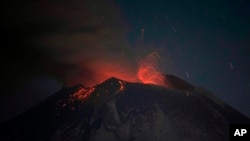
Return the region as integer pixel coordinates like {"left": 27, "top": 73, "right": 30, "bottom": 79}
{"left": 66, "top": 52, "right": 169, "bottom": 89}
{"left": 2, "top": 0, "right": 250, "bottom": 140}
{"left": 1, "top": 75, "right": 249, "bottom": 141}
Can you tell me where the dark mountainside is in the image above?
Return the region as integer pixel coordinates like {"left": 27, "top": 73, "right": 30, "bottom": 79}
{"left": 1, "top": 75, "right": 249, "bottom": 141}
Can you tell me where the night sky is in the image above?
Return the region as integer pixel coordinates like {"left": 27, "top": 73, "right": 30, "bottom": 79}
{"left": 0, "top": 0, "right": 250, "bottom": 123}
{"left": 116, "top": 0, "right": 250, "bottom": 117}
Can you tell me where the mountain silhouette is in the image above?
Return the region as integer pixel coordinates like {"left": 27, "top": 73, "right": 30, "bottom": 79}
{"left": 1, "top": 75, "right": 249, "bottom": 141}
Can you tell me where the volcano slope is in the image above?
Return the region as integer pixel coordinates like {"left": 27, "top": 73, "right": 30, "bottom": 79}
{"left": 1, "top": 75, "right": 249, "bottom": 141}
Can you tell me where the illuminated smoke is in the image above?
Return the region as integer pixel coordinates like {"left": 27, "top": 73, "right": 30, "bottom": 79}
{"left": 16, "top": 0, "right": 172, "bottom": 87}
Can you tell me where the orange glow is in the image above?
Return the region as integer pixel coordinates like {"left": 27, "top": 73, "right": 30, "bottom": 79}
{"left": 61, "top": 52, "right": 170, "bottom": 109}
{"left": 64, "top": 52, "right": 169, "bottom": 89}
{"left": 137, "top": 52, "right": 168, "bottom": 87}
{"left": 70, "top": 87, "right": 95, "bottom": 102}
{"left": 66, "top": 58, "right": 140, "bottom": 87}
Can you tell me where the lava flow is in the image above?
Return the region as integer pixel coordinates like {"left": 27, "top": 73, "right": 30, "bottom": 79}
{"left": 70, "top": 87, "right": 95, "bottom": 102}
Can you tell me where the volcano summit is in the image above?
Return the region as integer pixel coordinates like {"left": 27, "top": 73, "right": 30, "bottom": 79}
{"left": 1, "top": 75, "right": 249, "bottom": 141}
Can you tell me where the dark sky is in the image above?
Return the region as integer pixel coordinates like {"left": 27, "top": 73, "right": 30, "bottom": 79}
{"left": 116, "top": 0, "right": 250, "bottom": 117}
{"left": 0, "top": 0, "right": 249, "bottom": 123}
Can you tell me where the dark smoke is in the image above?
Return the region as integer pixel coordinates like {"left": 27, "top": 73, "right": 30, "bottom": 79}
{"left": 2, "top": 0, "right": 139, "bottom": 88}
{"left": 0, "top": 0, "right": 178, "bottom": 123}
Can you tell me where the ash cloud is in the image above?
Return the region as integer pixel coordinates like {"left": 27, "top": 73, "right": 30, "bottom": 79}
{"left": 0, "top": 0, "right": 178, "bottom": 123}
{"left": 37, "top": 0, "right": 140, "bottom": 86}
{"left": 2, "top": 0, "right": 139, "bottom": 87}
{"left": 1, "top": 0, "right": 177, "bottom": 90}
{"left": 1, "top": 0, "right": 139, "bottom": 123}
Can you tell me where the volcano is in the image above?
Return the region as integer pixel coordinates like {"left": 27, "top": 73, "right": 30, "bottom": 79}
{"left": 1, "top": 75, "right": 249, "bottom": 141}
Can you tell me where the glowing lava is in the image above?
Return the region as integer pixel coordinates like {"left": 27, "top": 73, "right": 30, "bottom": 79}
{"left": 63, "top": 51, "right": 169, "bottom": 92}
{"left": 64, "top": 52, "right": 170, "bottom": 106}
{"left": 77, "top": 52, "right": 169, "bottom": 88}
{"left": 70, "top": 87, "right": 95, "bottom": 102}
{"left": 137, "top": 52, "right": 167, "bottom": 87}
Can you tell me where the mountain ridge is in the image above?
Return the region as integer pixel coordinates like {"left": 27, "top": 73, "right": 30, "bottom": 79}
{"left": 1, "top": 75, "right": 249, "bottom": 141}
